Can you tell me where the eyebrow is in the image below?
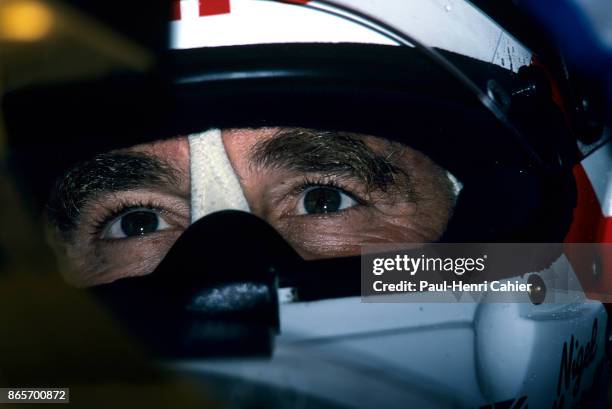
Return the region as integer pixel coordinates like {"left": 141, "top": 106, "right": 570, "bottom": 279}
{"left": 47, "top": 152, "right": 183, "bottom": 234}
{"left": 250, "top": 128, "right": 405, "bottom": 191}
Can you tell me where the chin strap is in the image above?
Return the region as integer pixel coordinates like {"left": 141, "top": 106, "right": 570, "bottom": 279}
{"left": 188, "top": 128, "right": 250, "bottom": 222}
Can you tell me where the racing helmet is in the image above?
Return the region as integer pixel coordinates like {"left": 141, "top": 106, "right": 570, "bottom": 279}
{"left": 2, "top": 0, "right": 611, "bottom": 408}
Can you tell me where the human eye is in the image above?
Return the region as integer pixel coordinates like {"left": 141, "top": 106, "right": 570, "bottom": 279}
{"left": 296, "top": 183, "right": 361, "bottom": 215}
{"left": 51, "top": 192, "right": 190, "bottom": 287}
{"left": 100, "top": 207, "right": 172, "bottom": 240}
{"left": 257, "top": 168, "right": 433, "bottom": 259}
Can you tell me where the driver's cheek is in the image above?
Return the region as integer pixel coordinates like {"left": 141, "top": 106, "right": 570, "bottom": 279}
{"left": 58, "top": 229, "right": 184, "bottom": 288}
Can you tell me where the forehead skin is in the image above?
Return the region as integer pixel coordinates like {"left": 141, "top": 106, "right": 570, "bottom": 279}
{"left": 222, "top": 127, "right": 279, "bottom": 214}
{"left": 120, "top": 137, "right": 191, "bottom": 186}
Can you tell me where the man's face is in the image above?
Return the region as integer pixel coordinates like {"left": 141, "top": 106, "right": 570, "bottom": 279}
{"left": 47, "top": 127, "right": 456, "bottom": 287}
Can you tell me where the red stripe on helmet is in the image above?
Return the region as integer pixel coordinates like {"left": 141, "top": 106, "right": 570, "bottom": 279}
{"left": 171, "top": 1, "right": 182, "bottom": 20}
{"left": 200, "top": 0, "right": 231, "bottom": 16}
